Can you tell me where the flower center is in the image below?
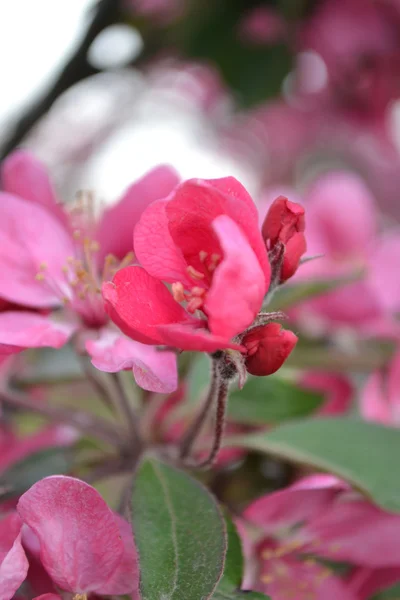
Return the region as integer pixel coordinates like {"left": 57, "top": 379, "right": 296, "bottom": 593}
{"left": 36, "top": 233, "right": 133, "bottom": 328}
{"left": 171, "top": 250, "right": 221, "bottom": 313}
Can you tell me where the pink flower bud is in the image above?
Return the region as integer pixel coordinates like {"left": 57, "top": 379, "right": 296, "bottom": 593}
{"left": 262, "top": 196, "right": 305, "bottom": 246}
{"left": 262, "top": 196, "right": 306, "bottom": 281}
{"left": 243, "top": 323, "right": 298, "bottom": 376}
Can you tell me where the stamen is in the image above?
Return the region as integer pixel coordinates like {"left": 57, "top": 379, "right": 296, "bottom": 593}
{"left": 261, "top": 574, "right": 274, "bottom": 584}
{"left": 199, "top": 250, "right": 208, "bottom": 262}
{"left": 172, "top": 282, "right": 186, "bottom": 303}
{"left": 187, "top": 297, "right": 204, "bottom": 313}
{"left": 187, "top": 265, "right": 205, "bottom": 280}
{"left": 191, "top": 286, "right": 205, "bottom": 297}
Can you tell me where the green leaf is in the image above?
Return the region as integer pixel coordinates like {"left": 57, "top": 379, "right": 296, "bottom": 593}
{"left": 373, "top": 582, "right": 400, "bottom": 599}
{"left": 218, "top": 513, "right": 244, "bottom": 592}
{"left": 228, "top": 376, "right": 323, "bottom": 425}
{"left": 213, "top": 592, "right": 270, "bottom": 600}
{"left": 267, "top": 276, "right": 359, "bottom": 312}
{"left": 214, "top": 513, "right": 271, "bottom": 600}
{"left": 0, "top": 448, "right": 72, "bottom": 500}
{"left": 225, "top": 418, "right": 400, "bottom": 512}
{"left": 131, "top": 457, "right": 227, "bottom": 600}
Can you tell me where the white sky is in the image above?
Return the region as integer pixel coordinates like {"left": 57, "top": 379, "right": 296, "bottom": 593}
{"left": 0, "top": 0, "right": 256, "bottom": 203}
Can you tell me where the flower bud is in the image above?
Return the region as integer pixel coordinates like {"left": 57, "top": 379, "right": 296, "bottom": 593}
{"left": 242, "top": 323, "right": 298, "bottom": 376}
{"left": 262, "top": 196, "right": 305, "bottom": 246}
{"left": 262, "top": 196, "right": 306, "bottom": 282}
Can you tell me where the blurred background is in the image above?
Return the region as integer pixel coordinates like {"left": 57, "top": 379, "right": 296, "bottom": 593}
{"left": 2, "top": 0, "right": 400, "bottom": 221}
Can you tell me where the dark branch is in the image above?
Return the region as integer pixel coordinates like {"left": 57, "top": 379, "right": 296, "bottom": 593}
{"left": 0, "top": 0, "right": 122, "bottom": 160}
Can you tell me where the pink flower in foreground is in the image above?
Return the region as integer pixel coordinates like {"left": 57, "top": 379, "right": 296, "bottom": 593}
{"left": 240, "top": 475, "right": 400, "bottom": 599}
{"left": 103, "top": 177, "right": 298, "bottom": 378}
{"left": 0, "top": 150, "right": 180, "bottom": 392}
{"left": 0, "top": 513, "right": 29, "bottom": 600}
{"left": 17, "top": 476, "right": 139, "bottom": 596}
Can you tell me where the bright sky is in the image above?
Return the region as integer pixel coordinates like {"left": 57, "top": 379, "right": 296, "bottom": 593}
{"left": 0, "top": 0, "right": 255, "bottom": 203}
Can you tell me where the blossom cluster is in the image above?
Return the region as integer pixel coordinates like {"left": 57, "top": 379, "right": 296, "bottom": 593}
{"left": 0, "top": 150, "right": 400, "bottom": 600}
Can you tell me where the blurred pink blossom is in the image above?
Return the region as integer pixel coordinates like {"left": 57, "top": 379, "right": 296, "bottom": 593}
{"left": 240, "top": 475, "right": 400, "bottom": 598}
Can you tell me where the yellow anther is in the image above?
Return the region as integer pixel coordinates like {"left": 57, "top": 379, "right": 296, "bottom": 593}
{"left": 262, "top": 550, "right": 273, "bottom": 560}
{"left": 261, "top": 574, "right": 274, "bottom": 584}
{"left": 172, "top": 282, "right": 186, "bottom": 303}
{"left": 191, "top": 286, "right": 205, "bottom": 297}
{"left": 90, "top": 241, "right": 100, "bottom": 252}
{"left": 39, "top": 262, "right": 48, "bottom": 270}
{"left": 199, "top": 250, "right": 208, "bottom": 262}
{"left": 35, "top": 273, "right": 45, "bottom": 281}
{"left": 187, "top": 265, "right": 205, "bottom": 280}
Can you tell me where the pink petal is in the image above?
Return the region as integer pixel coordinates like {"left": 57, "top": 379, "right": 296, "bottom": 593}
{"left": 17, "top": 476, "right": 134, "bottom": 594}
{"left": 258, "top": 553, "right": 357, "bottom": 600}
{"left": 369, "top": 232, "right": 400, "bottom": 313}
{"left": 165, "top": 178, "right": 270, "bottom": 284}
{"left": 0, "top": 312, "right": 77, "bottom": 356}
{"left": 134, "top": 199, "right": 192, "bottom": 286}
{"left": 1, "top": 151, "right": 69, "bottom": 227}
{"left": 244, "top": 475, "right": 344, "bottom": 533}
{"left": 97, "top": 165, "right": 180, "bottom": 263}
{"left": 0, "top": 513, "right": 29, "bottom": 600}
{"left": 308, "top": 498, "right": 400, "bottom": 566}
{"left": 157, "top": 322, "right": 244, "bottom": 352}
{"left": 103, "top": 266, "right": 194, "bottom": 345}
{"left": 100, "top": 514, "right": 139, "bottom": 598}
{"left": 86, "top": 329, "right": 178, "bottom": 393}
{"left": 305, "top": 171, "right": 377, "bottom": 257}
{"left": 0, "top": 425, "right": 77, "bottom": 473}
{"left": 347, "top": 566, "right": 400, "bottom": 600}
{"left": 205, "top": 215, "right": 266, "bottom": 338}
{"left": 360, "top": 370, "right": 391, "bottom": 424}
{"left": 0, "top": 192, "right": 76, "bottom": 308}
{"left": 301, "top": 372, "right": 353, "bottom": 416}
{"left": 33, "top": 596, "right": 63, "bottom": 600}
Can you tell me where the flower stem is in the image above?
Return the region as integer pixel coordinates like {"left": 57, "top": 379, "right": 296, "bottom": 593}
{"left": 0, "top": 389, "right": 125, "bottom": 449}
{"left": 184, "top": 380, "right": 229, "bottom": 470}
{"left": 179, "top": 358, "right": 219, "bottom": 460}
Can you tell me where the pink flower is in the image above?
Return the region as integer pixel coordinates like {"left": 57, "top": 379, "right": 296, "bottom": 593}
{"left": 103, "top": 177, "right": 300, "bottom": 379}
{"left": 360, "top": 348, "right": 400, "bottom": 424}
{"left": 299, "top": 0, "right": 400, "bottom": 120}
{"left": 0, "top": 513, "right": 29, "bottom": 600}
{"left": 0, "top": 151, "right": 180, "bottom": 392}
{"left": 104, "top": 177, "right": 269, "bottom": 346}
{"left": 239, "top": 6, "right": 287, "bottom": 45}
{"left": 17, "top": 476, "right": 139, "bottom": 596}
{"left": 289, "top": 171, "right": 400, "bottom": 333}
{"left": 240, "top": 475, "right": 400, "bottom": 599}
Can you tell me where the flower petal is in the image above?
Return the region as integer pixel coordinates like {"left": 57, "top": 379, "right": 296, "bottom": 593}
{"left": 157, "top": 322, "right": 245, "bottom": 352}
{"left": 0, "top": 312, "right": 77, "bottom": 356}
{"left": 244, "top": 475, "right": 344, "bottom": 533}
{"left": 0, "top": 193, "right": 76, "bottom": 308}
{"left": 17, "top": 476, "right": 133, "bottom": 594}
{"left": 243, "top": 323, "right": 298, "bottom": 376}
{"left": 205, "top": 215, "right": 266, "bottom": 338}
{"left": 100, "top": 514, "right": 139, "bottom": 598}
{"left": 134, "top": 199, "right": 192, "bottom": 286}
{"left": 103, "top": 266, "right": 194, "bottom": 345}
{"left": 97, "top": 165, "right": 180, "bottom": 263}
{"left": 1, "top": 151, "right": 68, "bottom": 227}
{"left": 86, "top": 329, "right": 178, "bottom": 393}
{"left": 0, "top": 513, "right": 29, "bottom": 600}
{"left": 308, "top": 498, "right": 400, "bottom": 567}
{"left": 305, "top": 171, "right": 377, "bottom": 257}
